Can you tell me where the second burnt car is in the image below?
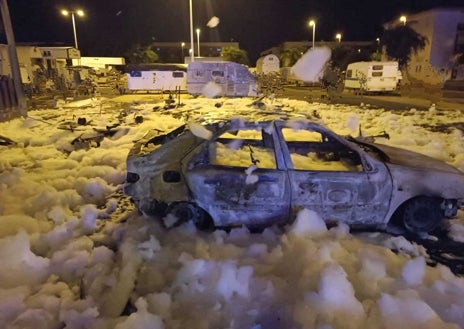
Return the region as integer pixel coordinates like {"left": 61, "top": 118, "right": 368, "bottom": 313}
{"left": 124, "top": 119, "right": 464, "bottom": 233}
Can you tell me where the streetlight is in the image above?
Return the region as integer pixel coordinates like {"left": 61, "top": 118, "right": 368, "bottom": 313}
{"left": 181, "top": 42, "right": 185, "bottom": 62}
{"left": 309, "top": 20, "right": 316, "bottom": 48}
{"left": 196, "top": 28, "right": 201, "bottom": 57}
{"left": 61, "top": 9, "right": 84, "bottom": 49}
{"left": 189, "top": 0, "right": 194, "bottom": 62}
{"left": 335, "top": 33, "right": 342, "bottom": 43}
{"left": 399, "top": 15, "right": 407, "bottom": 25}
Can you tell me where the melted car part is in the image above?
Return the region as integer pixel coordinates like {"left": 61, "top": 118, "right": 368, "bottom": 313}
{"left": 144, "top": 124, "right": 186, "bottom": 147}
{"left": 0, "top": 135, "right": 16, "bottom": 146}
{"left": 442, "top": 199, "right": 458, "bottom": 218}
{"left": 93, "top": 124, "right": 122, "bottom": 137}
{"left": 71, "top": 133, "right": 104, "bottom": 150}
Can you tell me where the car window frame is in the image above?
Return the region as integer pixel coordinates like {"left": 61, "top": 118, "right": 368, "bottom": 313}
{"left": 274, "top": 120, "right": 372, "bottom": 173}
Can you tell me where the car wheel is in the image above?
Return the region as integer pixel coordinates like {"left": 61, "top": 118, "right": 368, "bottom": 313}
{"left": 166, "top": 202, "right": 213, "bottom": 230}
{"left": 402, "top": 197, "right": 442, "bottom": 233}
{"left": 137, "top": 199, "right": 166, "bottom": 218}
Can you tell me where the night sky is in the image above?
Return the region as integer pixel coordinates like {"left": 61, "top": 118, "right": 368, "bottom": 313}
{"left": 6, "top": 0, "right": 464, "bottom": 62}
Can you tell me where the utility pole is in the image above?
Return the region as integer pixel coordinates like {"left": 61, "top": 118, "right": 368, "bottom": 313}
{"left": 0, "top": 0, "right": 27, "bottom": 117}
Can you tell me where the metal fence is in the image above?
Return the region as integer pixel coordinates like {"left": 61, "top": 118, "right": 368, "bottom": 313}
{"left": 0, "top": 75, "right": 21, "bottom": 122}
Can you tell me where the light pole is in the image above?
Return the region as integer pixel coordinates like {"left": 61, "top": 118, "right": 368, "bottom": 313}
{"left": 61, "top": 9, "right": 84, "bottom": 49}
{"left": 181, "top": 42, "right": 185, "bottom": 62}
{"left": 189, "top": 0, "right": 194, "bottom": 62}
{"left": 399, "top": 15, "right": 407, "bottom": 26}
{"left": 309, "top": 20, "right": 316, "bottom": 48}
{"left": 335, "top": 33, "right": 342, "bottom": 43}
{"left": 0, "top": 0, "right": 27, "bottom": 115}
{"left": 196, "top": 28, "right": 201, "bottom": 57}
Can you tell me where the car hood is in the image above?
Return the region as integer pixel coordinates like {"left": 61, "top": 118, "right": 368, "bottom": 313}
{"left": 373, "top": 143, "right": 462, "bottom": 175}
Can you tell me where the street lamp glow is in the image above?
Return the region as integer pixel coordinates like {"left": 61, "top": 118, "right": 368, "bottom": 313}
{"left": 335, "top": 33, "right": 342, "bottom": 43}
{"left": 309, "top": 20, "right": 316, "bottom": 48}
{"left": 196, "top": 28, "right": 201, "bottom": 57}
{"left": 399, "top": 15, "right": 407, "bottom": 25}
{"left": 61, "top": 9, "right": 85, "bottom": 49}
{"left": 181, "top": 42, "right": 185, "bottom": 62}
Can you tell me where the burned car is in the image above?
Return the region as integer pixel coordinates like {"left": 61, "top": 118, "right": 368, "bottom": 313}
{"left": 124, "top": 119, "right": 464, "bottom": 233}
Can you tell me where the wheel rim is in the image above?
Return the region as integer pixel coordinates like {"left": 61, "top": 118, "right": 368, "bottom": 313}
{"left": 167, "top": 203, "right": 212, "bottom": 230}
{"left": 403, "top": 197, "right": 441, "bottom": 233}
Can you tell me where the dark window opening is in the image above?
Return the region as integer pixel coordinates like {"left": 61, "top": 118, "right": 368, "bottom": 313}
{"left": 212, "top": 71, "right": 225, "bottom": 77}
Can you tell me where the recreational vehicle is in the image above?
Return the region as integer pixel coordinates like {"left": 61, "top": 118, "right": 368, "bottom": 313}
{"left": 344, "top": 61, "right": 401, "bottom": 93}
{"left": 187, "top": 61, "right": 257, "bottom": 97}
{"left": 256, "top": 54, "right": 280, "bottom": 74}
{"left": 125, "top": 64, "right": 187, "bottom": 92}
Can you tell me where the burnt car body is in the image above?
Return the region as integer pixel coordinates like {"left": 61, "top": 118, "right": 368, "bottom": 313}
{"left": 124, "top": 119, "right": 464, "bottom": 233}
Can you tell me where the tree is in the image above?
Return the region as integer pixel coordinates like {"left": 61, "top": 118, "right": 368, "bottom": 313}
{"left": 221, "top": 47, "right": 250, "bottom": 66}
{"left": 279, "top": 47, "right": 303, "bottom": 67}
{"left": 330, "top": 46, "right": 372, "bottom": 71}
{"left": 125, "top": 43, "right": 159, "bottom": 64}
{"left": 381, "top": 25, "right": 427, "bottom": 69}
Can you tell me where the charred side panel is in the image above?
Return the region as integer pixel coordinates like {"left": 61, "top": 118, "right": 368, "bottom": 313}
{"left": 384, "top": 164, "right": 464, "bottom": 222}
{"left": 125, "top": 131, "right": 204, "bottom": 210}
{"left": 187, "top": 167, "right": 290, "bottom": 227}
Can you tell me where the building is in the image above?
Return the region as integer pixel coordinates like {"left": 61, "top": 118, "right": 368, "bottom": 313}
{"left": 384, "top": 7, "right": 464, "bottom": 83}
{"left": 260, "top": 41, "right": 376, "bottom": 67}
{"left": 0, "top": 44, "right": 82, "bottom": 93}
{"left": 71, "top": 57, "right": 126, "bottom": 72}
{"left": 152, "top": 41, "right": 239, "bottom": 63}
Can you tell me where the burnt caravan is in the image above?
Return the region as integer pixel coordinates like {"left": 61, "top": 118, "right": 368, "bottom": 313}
{"left": 187, "top": 61, "right": 257, "bottom": 97}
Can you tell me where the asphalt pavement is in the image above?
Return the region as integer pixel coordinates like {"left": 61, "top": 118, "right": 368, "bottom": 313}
{"left": 340, "top": 92, "right": 464, "bottom": 112}
{"left": 44, "top": 85, "right": 464, "bottom": 114}
{"left": 283, "top": 86, "right": 464, "bottom": 112}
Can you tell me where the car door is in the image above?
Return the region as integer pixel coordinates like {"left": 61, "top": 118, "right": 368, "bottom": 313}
{"left": 185, "top": 123, "right": 291, "bottom": 227}
{"left": 275, "top": 121, "right": 392, "bottom": 226}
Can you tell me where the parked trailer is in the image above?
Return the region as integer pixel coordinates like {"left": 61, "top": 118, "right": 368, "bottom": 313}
{"left": 344, "top": 61, "right": 401, "bottom": 93}
{"left": 125, "top": 64, "right": 187, "bottom": 92}
{"left": 187, "top": 61, "right": 257, "bottom": 97}
{"left": 256, "top": 54, "right": 280, "bottom": 74}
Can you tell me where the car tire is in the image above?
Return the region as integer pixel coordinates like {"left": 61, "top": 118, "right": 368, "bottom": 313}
{"left": 402, "top": 197, "right": 442, "bottom": 233}
{"left": 137, "top": 200, "right": 166, "bottom": 218}
{"left": 166, "top": 202, "right": 213, "bottom": 230}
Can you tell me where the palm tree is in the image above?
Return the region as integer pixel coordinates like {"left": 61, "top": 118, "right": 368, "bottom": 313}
{"left": 330, "top": 46, "right": 372, "bottom": 71}
{"left": 381, "top": 25, "right": 427, "bottom": 69}
{"left": 221, "top": 47, "right": 250, "bottom": 66}
{"left": 125, "top": 43, "right": 159, "bottom": 64}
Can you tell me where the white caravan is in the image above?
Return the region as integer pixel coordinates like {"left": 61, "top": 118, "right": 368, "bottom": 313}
{"left": 344, "top": 61, "right": 401, "bottom": 93}
{"left": 256, "top": 54, "right": 280, "bottom": 74}
{"left": 126, "top": 64, "right": 187, "bottom": 92}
